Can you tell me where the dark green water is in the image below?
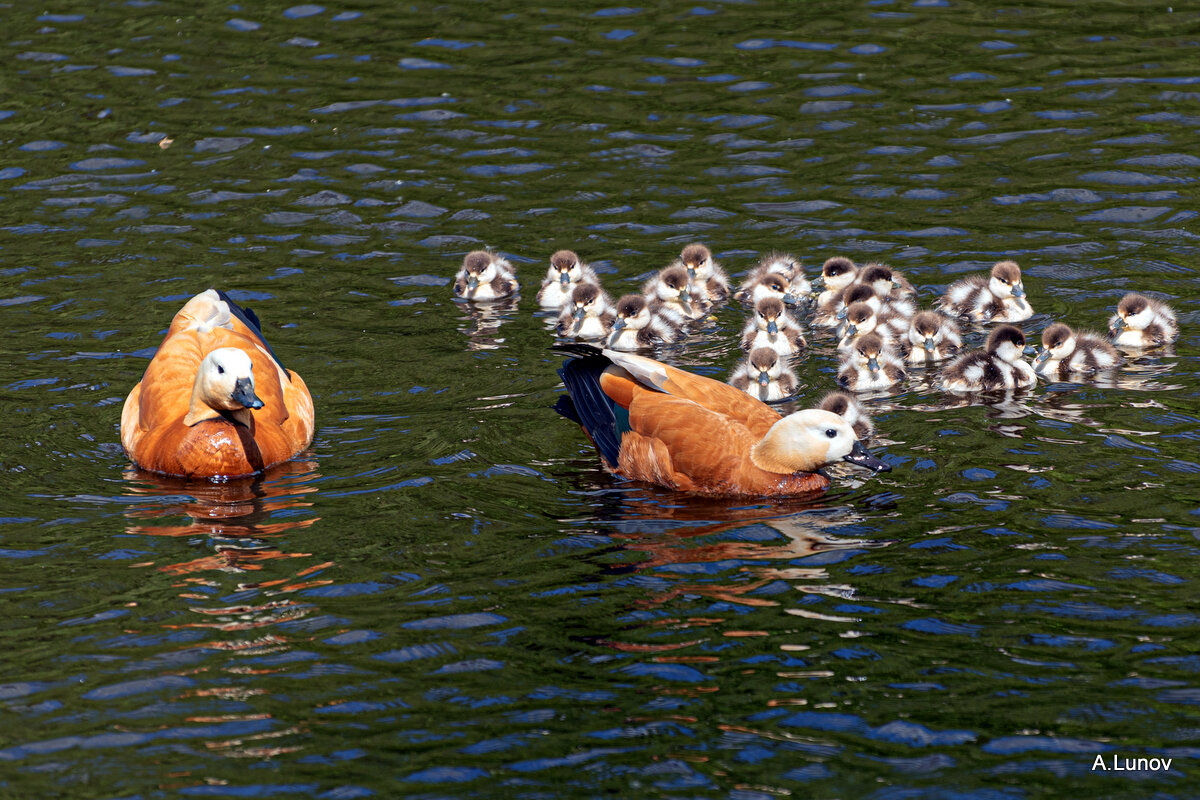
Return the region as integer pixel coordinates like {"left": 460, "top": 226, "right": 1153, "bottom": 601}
{"left": 1, "top": 1, "right": 1198, "bottom": 797}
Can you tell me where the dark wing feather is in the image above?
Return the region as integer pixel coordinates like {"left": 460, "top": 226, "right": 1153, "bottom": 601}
{"left": 215, "top": 288, "right": 290, "bottom": 381}
{"left": 556, "top": 350, "right": 625, "bottom": 469}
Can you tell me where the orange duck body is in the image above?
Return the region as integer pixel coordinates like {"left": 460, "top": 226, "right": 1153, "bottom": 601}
{"left": 555, "top": 347, "right": 888, "bottom": 497}
{"left": 120, "top": 289, "right": 315, "bottom": 479}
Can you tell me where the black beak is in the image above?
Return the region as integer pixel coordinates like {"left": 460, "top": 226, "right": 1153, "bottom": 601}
{"left": 231, "top": 377, "right": 264, "bottom": 410}
{"left": 843, "top": 439, "right": 890, "bottom": 472}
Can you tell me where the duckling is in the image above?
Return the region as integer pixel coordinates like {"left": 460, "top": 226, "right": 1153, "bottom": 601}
{"left": 1108, "top": 292, "right": 1178, "bottom": 348}
{"left": 904, "top": 310, "right": 963, "bottom": 365}
{"left": 837, "top": 332, "right": 906, "bottom": 392}
{"left": 536, "top": 249, "right": 599, "bottom": 309}
{"left": 939, "top": 324, "right": 1037, "bottom": 392}
{"left": 643, "top": 264, "right": 711, "bottom": 323}
{"left": 937, "top": 260, "right": 1032, "bottom": 323}
{"left": 1034, "top": 323, "right": 1122, "bottom": 379}
{"left": 735, "top": 253, "right": 812, "bottom": 305}
{"left": 815, "top": 256, "right": 858, "bottom": 309}
{"left": 675, "top": 242, "right": 730, "bottom": 304}
{"left": 606, "top": 294, "right": 684, "bottom": 351}
{"left": 816, "top": 282, "right": 876, "bottom": 329}
{"left": 729, "top": 347, "right": 799, "bottom": 403}
{"left": 837, "top": 302, "right": 907, "bottom": 351}
{"left": 741, "top": 297, "right": 806, "bottom": 356}
{"left": 556, "top": 282, "right": 616, "bottom": 340}
{"left": 453, "top": 250, "right": 519, "bottom": 301}
{"left": 818, "top": 391, "right": 875, "bottom": 441}
{"left": 854, "top": 263, "right": 918, "bottom": 310}
{"left": 739, "top": 270, "right": 802, "bottom": 310}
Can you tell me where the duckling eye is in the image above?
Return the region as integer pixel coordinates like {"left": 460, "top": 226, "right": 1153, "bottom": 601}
{"left": 825, "top": 428, "right": 837, "bottom": 439}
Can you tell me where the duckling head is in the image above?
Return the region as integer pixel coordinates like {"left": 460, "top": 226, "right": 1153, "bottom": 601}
{"left": 909, "top": 310, "right": 947, "bottom": 353}
{"left": 852, "top": 332, "right": 886, "bottom": 374}
{"left": 752, "top": 409, "right": 890, "bottom": 475}
{"left": 612, "top": 294, "right": 649, "bottom": 333}
{"left": 185, "top": 347, "right": 263, "bottom": 427}
{"left": 986, "top": 324, "right": 1027, "bottom": 363}
{"left": 988, "top": 260, "right": 1025, "bottom": 300}
{"left": 1035, "top": 322, "right": 1075, "bottom": 370}
{"left": 820, "top": 256, "right": 857, "bottom": 291}
{"left": 754, "top": 296, "right": 786, "bottom": 334}
{"left": 461, "top": 250, "right": 499, "bottom": 291}
{"left": 568, "top": 282, "right": 605, "bottom": 331}
{"left": 550, "top": 250, "right": 582, "bottom": 287}
{"left": 656, "top": 265, "right": 694, "bottom": 306}
{"left": 836, "top": 283, "right": 876, "bottom": 320}
{"left": 1112, "top": 292, "right": 1153, "bottom": 332}
{"left": 840, "top": 302, "right": 877, "bottom": 339}
{"left": 748, "top": 346, "right": 781, "bottom": 386}
{"left": 858, "top": 264, "right": 897, "bottom": 296}
{"left": 680, "top": 243, "right": 713, "bottom": 280}
{"left": 760, "top": 273, "right": 796, "bottom": 305}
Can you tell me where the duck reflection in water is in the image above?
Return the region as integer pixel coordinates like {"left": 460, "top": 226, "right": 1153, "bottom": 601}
{"left": 456, "top": 295, "right": 519, "bottom": 351}
{"left": 122, "top": 460, "right": 327, "bottom": 594}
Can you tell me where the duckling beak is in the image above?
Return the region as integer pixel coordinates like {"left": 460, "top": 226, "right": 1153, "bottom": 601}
{"left": 1012, "top": 283, "right": 1026, "bottom": 298}
{"left": 867, "top": 356, "right": 880, "bottom": 372}
{"left": 467, "top": 276, "right": 479, "bottom": 291}
{"left": 1033, "top": 348, "right": 1050, "bottom": 369}
{"left": 559, "top": 271, "right": 570, "bottom": 287}
{"left": 844, "top": 324, "right": 858, "bottom": 338}
{"left": 811, "top": 276, "right": 825, "bottom": 288}
{"left": 782, "top": 293, "right": 797, "bottom": 306}
{"left": 611, "top": 317, "right": 626, "bottom": 333}
{"left": 924, "top": 337, "right": 935, "bottom": 352}
{"left": 836, "top": 307, "right": 849, "bottom": 321}
{"left": 572, "top": 307, "right": 586, "bottom": 332}
{"left": 686, "top": 266, "right": 697, "bottom": 280}
{"left": 766, "top": 319, "right": 778, "bottom": 335}
{"left": 843, "top": 440, "right": 890, "bottom": 473}
{"left": 1112, "top": 316, "right": 1127, "bottom": 332}
{"left": 757, "top": 371, "right": 770, "bottom": 387}
{"left": 231, "top": 377, "right": 264, "bottom": 410}
{"left": 892, "top": 279, "right": 901, "bottom": 290}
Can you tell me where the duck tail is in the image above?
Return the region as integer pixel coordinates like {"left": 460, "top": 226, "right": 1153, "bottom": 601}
{"left": 554, "top": 346, "right": 623, "bottom": 470}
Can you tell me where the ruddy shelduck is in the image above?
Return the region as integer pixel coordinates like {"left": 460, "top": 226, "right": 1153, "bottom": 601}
{"left": 120, "top": 289, "right": 315, "bottom": 478}
{"left": 554, "top": 346, "right": 889, "bottom": 497}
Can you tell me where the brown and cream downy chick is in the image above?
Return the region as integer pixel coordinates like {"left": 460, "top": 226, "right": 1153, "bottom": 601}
{"left": 605, "top": 294, "right": 685, "bottom": 351}
{"left": 854, "top": 262, "right": 917, "bottom": 305}
{"left": 818, "top": 391, "right": 875, "bottom": 440}
{"left": 1108, "top": 292, "right": 1178, "bottom": 349}
{"left": 735, "top": 252, "right": 812, "bottom": 305}
{"left": 675, "top": 242, "right": 730, "bottom": 304}
{"left": 837, "top": 302, "right": 907, "bottom": 351}
{"left": 838, "top": 332, "right": 905, "bottom": 392}
{"left": 1034, "top": 323, "right": 1122, "bottom": 379}
{"left": 728, "top": 347, "right": 799, "bottom": 403}
{"left": 453, "top": 250, "right": 519, "bottom": 301}
{"left": 937, "top": 260, "right": 1033, "bottom": 323}
{"left": 904, "top": 311, "right": 963, "bottom": 364}
{"left": 537, "top": 249, "right": 600, "bottom": 309}
{"left": 815, "top": 282, "right": 874, "bottom": 329}
{"left": 939, "top": 324, "right": 1037, "bottom": 392}
{"left": 741, "top": 297, "right": 806, "bottom": 355}
{"left": 643, "top": 264, "right": 711, "bottom": 323}
{"left": 556, "top": 281, "right": 616, "bottom": 340}
{"left": 815, "top": 256, "right": 858, "bottom": 310}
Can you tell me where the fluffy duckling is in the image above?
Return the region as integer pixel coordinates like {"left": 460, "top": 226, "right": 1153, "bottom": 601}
{"left": 939, "top": 324, "right": 1037, "bottom": 392}
{"left": 675, "top": 242, "right": 730, "bottom": 304}
{"left": 838, "top": 332, "right": 906, "bottom": 392}
{"left": 606, "top": 294, "right": 684, "bottom": 351}
{"left": 1108, "top": 292, "right": 1178, "bottom": 348}
{"left": 815, "top": 282, "right": 874, "bottom": 329}
{"left": 815, "top": 256, "right": 858, "bottom": 309}
{"left": 453, "top": 250, "right": 519, "bottom": 301}
{"left": 735, "top": 253, "right": 812, "bottom": 305}
{"left": 854, "top": 263, "right": 917, "bottom": 309}
{"left": 904, "top": 311, "right": 963, "bottom": 365}
{"left": 818, "top": 391, "right": 875, "bottom": 441}
{"left": 937, "top": 260, "right": 1032, "bottom": 323}
{"left": 556, "top": 282, "right": 616, "bottom": 340}
{"left": 741, "top": 297, "right": 806, "bottom": 355}
{"left": 643, "top": 264, "right": 711, "bottom": 323}
{"left": 837, "top": 302, "right": 908, "bottom": 350}
{"left": 1034, "top": 323, "right": 1122, "bottom": 379}
{"left": 536, "top": 249, "right": 599, "bottom": 309}
{"left": 729, "top": 347, "right": 799, "bottom": 403}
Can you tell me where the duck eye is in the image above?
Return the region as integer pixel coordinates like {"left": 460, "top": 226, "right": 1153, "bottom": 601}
{"left": 825, "top": 429, "right": 837, "bottom": 439}
{"left": 217, "top": 365, "right": 225, "bottom": 374}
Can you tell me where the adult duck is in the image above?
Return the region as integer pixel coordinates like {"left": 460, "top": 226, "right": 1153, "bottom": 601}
{"left": 554, "top": 346, "right": 889, "bottom": 497}
{"left": 120, "top": 289, "right": 315, "bottom": 479}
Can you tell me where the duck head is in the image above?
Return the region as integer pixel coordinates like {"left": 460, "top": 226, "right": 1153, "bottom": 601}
{"left": 550, "top": 250, "right": 582, "bottom": 287}
{"left": 754, "top": 297, "right": 786, "bottom": 335}
{"left": 612, "top": 294, "right": 650, "bottom": 334}
{"left": 839, "top": 302, "right": 877, "bottom": 340}
{"left": 986, "top": 324, "right": 1028, "bottom": 364}
{"left": 819, "top": 256, "right": 857, "bottom": 292}
{"left": 1112, "top": 293, "right": 1152, "bottom": 332}
{"left": 184, "top": 347, "right": 264, "bottom": 427}
{"left": 909, "top": 310, "right": 947, "bottom": 354}
{"left": 679, "top": 243, "right": 713, "bottom": 281}
{"left": 751, "top": 409, "right": 890, "bottom": 475}
{"left": 1035, "top": 322, "right": 1075, "bottom": 371}
{"left": 988, "top": 260, "right": 1025, "bottom": 301}
{"left": 858, "top": 264, "right": 897, "bottom": 297}
{"left": 460, "top": 250, "right": 500, "bottom": 294}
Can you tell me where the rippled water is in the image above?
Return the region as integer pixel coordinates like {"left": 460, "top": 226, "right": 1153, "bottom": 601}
{"left": 2, "top": 1, "right": 1199, "bottom": 797}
